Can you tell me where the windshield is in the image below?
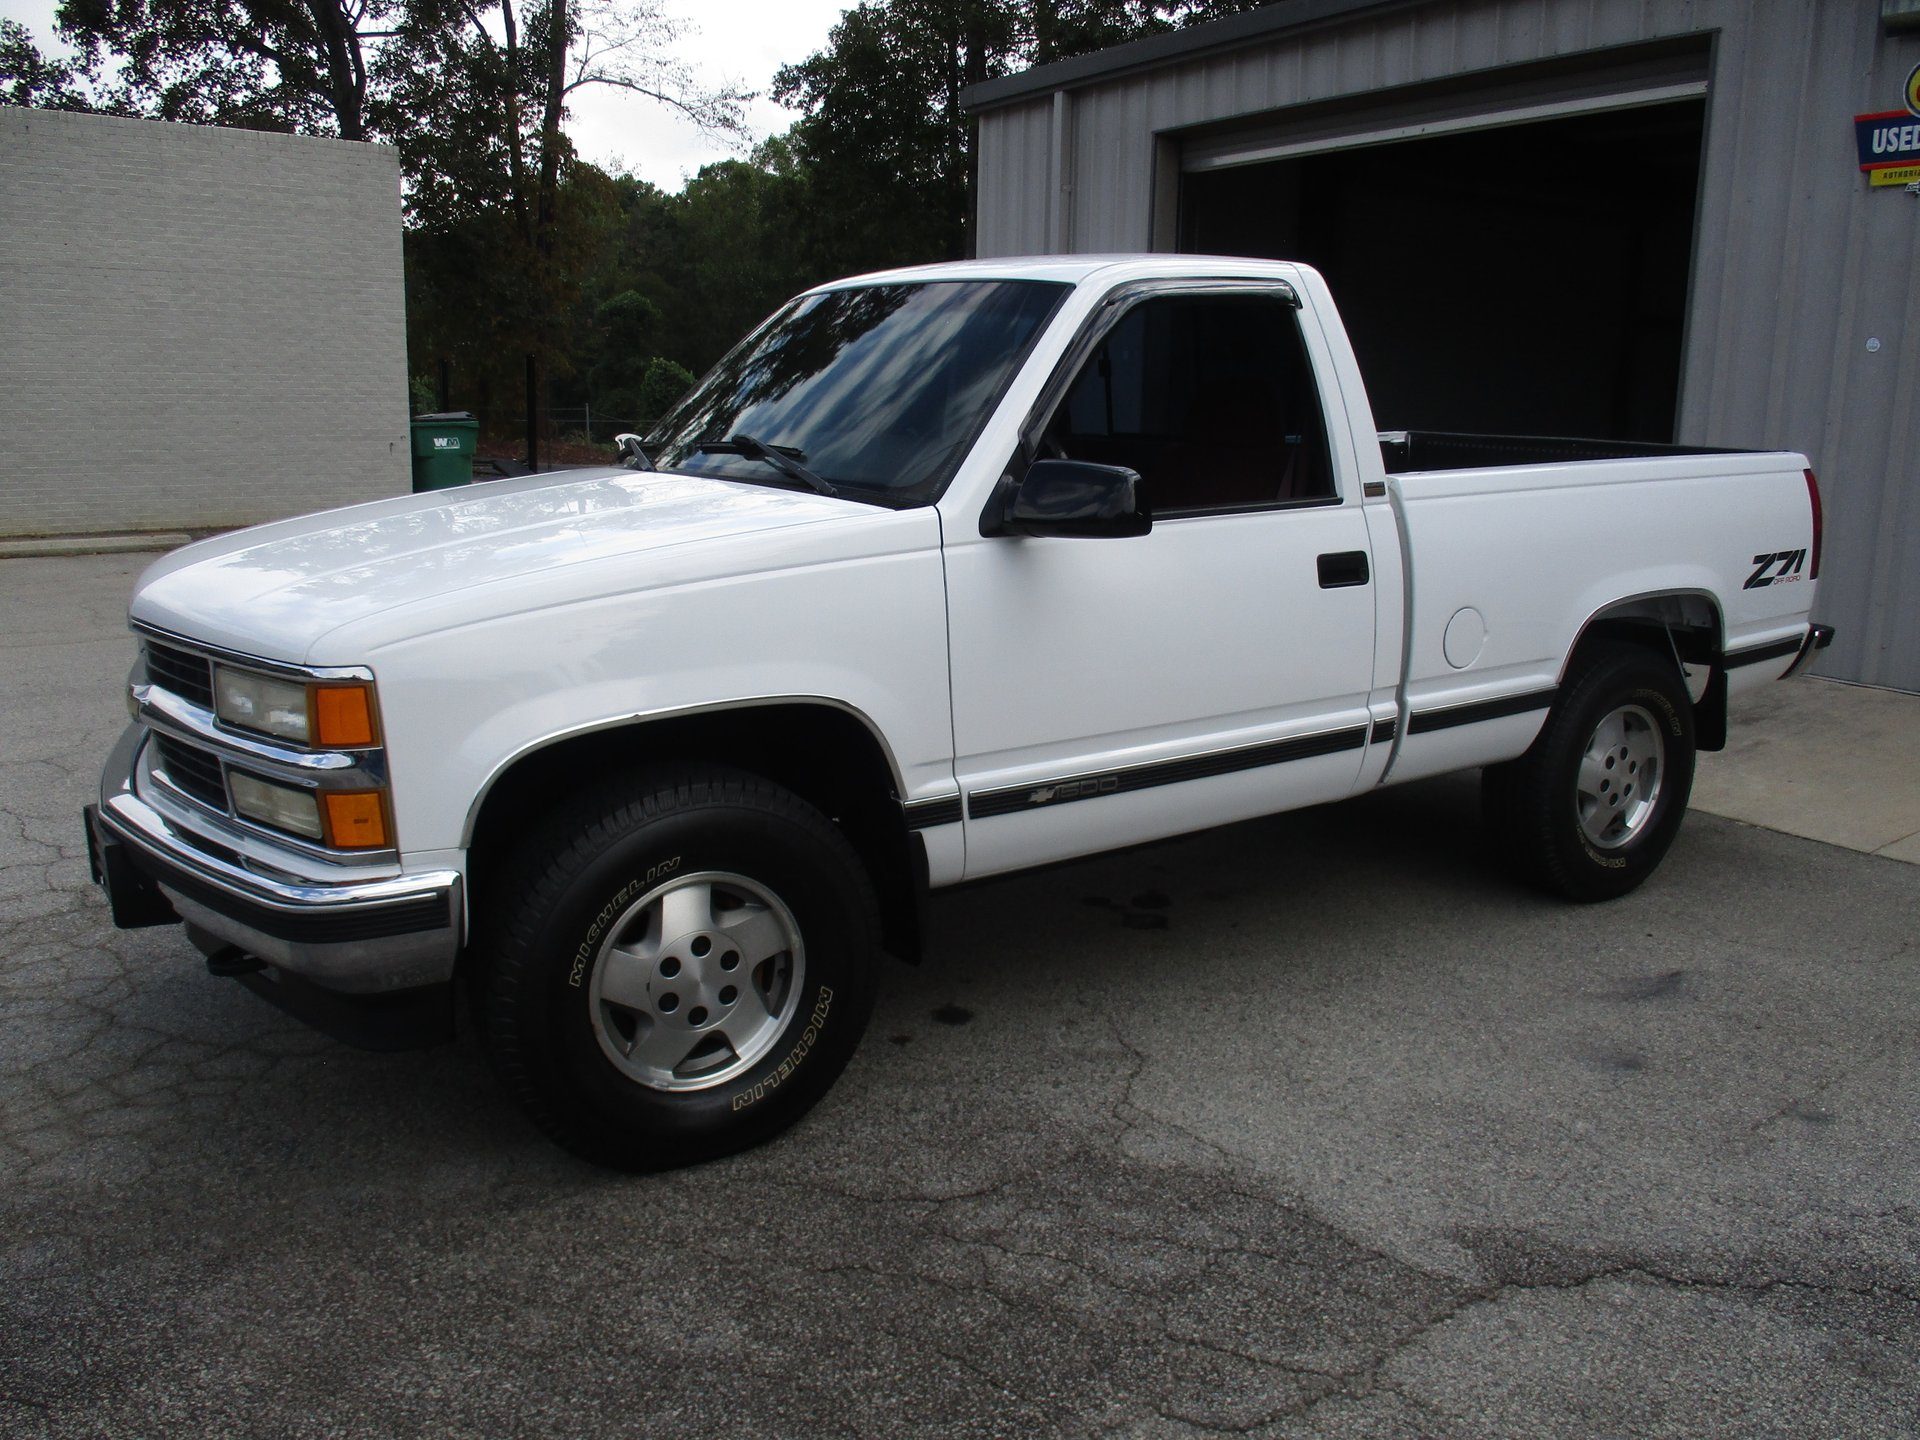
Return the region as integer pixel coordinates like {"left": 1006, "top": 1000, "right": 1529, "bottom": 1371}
{"left": 647, "top": 279, "right": 1069, "bottom": 505}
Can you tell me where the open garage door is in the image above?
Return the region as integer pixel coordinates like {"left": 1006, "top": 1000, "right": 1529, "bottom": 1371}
{"left": 1178, "top": 45, "right": 1709, "bottom": 443}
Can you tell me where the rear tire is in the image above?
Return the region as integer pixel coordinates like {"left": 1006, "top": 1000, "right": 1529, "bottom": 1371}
{"left": 475, "top": 764, "right": 879, "bottom": 1170}
{"left": 1482, "top": 642, "right": 1696, "bottom": 902}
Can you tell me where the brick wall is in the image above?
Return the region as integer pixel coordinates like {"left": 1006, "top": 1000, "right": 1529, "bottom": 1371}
{"left": 0, "top": 107, "right": 411, "bottom": 537}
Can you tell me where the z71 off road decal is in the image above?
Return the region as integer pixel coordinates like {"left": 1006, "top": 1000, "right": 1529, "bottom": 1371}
{"left": 1745, "top": 549, "right": 1808, "bottom": 589}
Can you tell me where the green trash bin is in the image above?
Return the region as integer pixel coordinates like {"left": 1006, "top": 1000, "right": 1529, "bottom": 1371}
{"left": 409, "top": 411, "right": 479, "bottom": 492}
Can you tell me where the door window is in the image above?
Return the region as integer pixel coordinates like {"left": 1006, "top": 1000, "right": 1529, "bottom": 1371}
{"left": 1040, "top": 292, "right": 1336, "bottom": 514}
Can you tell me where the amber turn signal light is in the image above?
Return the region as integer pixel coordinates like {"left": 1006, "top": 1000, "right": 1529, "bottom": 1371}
{"left": 314, "top": 684, "right": 377, "bottom": 747}
{"left": 322, "top": 791, "right": 390, "bottom": 849}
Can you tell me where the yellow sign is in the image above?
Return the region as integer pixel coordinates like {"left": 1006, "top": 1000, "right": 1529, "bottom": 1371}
{"left": 1870, "top": 163, "right": 1920, "bottom": 187}
{"left": 1908, "top": 61, "right": 1920, "bottom": 116}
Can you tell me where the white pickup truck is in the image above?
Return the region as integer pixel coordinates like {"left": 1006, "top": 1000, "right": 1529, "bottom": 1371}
{"left": 87, "top": 256, "right": 1831, "bottom": 1168}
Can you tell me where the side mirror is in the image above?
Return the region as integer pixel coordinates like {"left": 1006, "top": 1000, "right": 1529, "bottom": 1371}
{"left": 614, "top": 433, "right": 653, "bottom": 471}
{"left": 999, "top": 459, "right": 1151, "bottom": 538}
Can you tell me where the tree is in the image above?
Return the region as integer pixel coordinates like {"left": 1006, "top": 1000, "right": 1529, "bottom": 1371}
{"left": 775, "top": 2, "right": 1021, "bottom": 272}
{"left": 391, "top": 2, "right": 746, "bottom": 455}
{"left": 51, "top": 0, "right": 412, "bottom": 137}
{"left": 634, "top": 356, "right": 694, "bottom": 429}
{"left": 774, "top": 0, "right": 1275, "bottom": 273}
{"left": 1030, "top": 1, "right": 1273, "bottom": 63}
{"left": 584, "top": 288, "right": 660, "bottom": 417}
{"left": 0, "top": 19, "right": 92, "bottom": 109}
{"left": 647, "top": 141, "right": 821, "bottom": 368}
{"left": 547, "top": 142, "right": 825, "bottom": 426}
{"left": 404, "top": 156, "right": 626, "bottom": 436}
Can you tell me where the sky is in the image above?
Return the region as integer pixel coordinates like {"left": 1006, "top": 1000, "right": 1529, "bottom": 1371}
{"left": 0, "top": 0, "right": 853, "bottom": 190}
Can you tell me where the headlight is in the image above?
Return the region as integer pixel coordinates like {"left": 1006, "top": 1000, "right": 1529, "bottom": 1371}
{"left": 214, "top": 667, "right": 378, "bottom": 748}
{"left": 229, "top": 771, "right": 325, "bottom": 840}
{"left": 215, "top": 667, "right": 311, "bottom": 743}
{"left": 229, "top": 771, "right": 391, "bottom": 848}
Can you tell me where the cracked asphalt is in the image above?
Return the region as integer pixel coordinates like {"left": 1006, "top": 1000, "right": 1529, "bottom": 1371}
{"left": 4, "top": 553, "right": 1918, "bottom": 1438}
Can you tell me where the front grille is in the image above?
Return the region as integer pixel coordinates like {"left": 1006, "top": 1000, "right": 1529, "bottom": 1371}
{"left": 146, "top": 641, "right": 215, "bottom": 709}
{"left": 153, "top": 734, "right": 228, "bottom": 811}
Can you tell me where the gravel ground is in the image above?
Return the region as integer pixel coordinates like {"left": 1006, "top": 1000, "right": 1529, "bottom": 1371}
{"left": 3, "top": 553, "right": 1916, "bottom": 1438}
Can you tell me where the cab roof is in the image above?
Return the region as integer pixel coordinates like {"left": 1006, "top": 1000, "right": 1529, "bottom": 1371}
{"left": 811, "top": 254, "right": 1309, "bottom": 292}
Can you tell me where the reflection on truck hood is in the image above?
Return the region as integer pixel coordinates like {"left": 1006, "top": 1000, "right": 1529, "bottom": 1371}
{"left": 130, "top": 468, "right": 866, "bottom": 663}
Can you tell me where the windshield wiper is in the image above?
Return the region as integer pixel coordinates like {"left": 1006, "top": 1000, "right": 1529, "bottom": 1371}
{"left": 697, "top": 433, "right": 840, "bottom": 498}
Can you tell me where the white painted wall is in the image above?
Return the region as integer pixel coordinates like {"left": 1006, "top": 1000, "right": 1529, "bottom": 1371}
{"left": 0, "top": 107, "right": 411, "bottom": 538}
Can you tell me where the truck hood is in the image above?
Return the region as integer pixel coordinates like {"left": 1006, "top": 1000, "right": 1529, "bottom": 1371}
{"left": 131, "top": 468, "right": 873, "bottom": 663}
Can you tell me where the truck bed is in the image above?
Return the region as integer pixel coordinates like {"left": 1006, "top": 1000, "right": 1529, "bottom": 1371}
{"left": 1379, "top": 444, "right": 1816, "bottom": 787}
{"left": 1379, "top": 429, "right": 1743, "bottom": 475}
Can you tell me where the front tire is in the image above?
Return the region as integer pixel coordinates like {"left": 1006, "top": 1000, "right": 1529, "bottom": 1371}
{"left": 476, "top": 765, "right": 879, "bottom": 1170}
{"left": 1483, "top": 642, "right": 1697, "bottom": 901}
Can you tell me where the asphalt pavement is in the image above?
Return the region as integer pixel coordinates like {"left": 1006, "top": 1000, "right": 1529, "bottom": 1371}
{"left": 3, "top": 553, "right": 1917, "bottom": 1438}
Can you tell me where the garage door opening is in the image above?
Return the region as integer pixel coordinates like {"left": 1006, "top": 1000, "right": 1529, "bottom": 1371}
{"left": 1180, "top": 98, "right": 1706, "bottom": 443}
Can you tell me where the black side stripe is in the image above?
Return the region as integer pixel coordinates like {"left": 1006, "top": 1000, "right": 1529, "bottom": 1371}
{"left": 967, "top": 724, "right": 1368, "bottom": 821}
{"left": 1406, "top": 687, "right": 1557, "bottom": 736}
{"left": 1723, "top": 636, "right": 1803, "bottom": 669}
{"left": 1370, "top": 716, "right": 1397, "bottom": 745}
{"left": 902, "top": 796, "right": 962, "bottom": 830}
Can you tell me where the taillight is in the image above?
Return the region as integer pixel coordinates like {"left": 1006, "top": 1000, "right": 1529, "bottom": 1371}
{"left": 1804, "top": 468, "right": 1823, "bottom": 580}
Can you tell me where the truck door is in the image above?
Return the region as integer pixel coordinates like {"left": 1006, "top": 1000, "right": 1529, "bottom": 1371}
{"left": 943, "top": 282, "right": 1379, "bottom": 879}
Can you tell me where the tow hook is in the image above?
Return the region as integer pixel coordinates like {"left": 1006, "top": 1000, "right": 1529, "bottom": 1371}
{"left": 186, "top": 924, "right": 266, "bottom": 977}
{"left": 204, "top": 948, "right": 266, "bottom": 978}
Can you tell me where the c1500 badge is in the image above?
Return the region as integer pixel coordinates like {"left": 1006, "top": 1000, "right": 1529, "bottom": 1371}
{"left": 1028, "top": 775, "right": 1120, "bottom": 806}
{"left": 1744, "top": 549, "right": 1808, "bottom": 590}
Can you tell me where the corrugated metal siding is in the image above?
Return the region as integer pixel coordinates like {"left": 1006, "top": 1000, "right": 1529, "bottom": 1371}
{"left": 974, "top": 0, "right": 1920, "bottom": 689}
{"left": 975, "top": 98, "right": 1057, "bottom": 255}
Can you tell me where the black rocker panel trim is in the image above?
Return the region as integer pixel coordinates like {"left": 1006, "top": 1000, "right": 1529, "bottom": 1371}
{"left": 1369, "top": 716, "right": 1397, "bottom": 745}
{"left": 1406, "top": 687, "right": 1558, "bottom": 735}
{"left": 967, "top": 725, "right": 1368, "bottom": 820}
{"left": 902, "top": 796, "right": 963, "bottom": 830}
{"left": 1723, "top": 636, "right": 1803, "bottom": 669}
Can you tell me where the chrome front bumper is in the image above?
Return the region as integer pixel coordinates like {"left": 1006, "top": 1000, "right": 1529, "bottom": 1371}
{"left": 89, "top": 725, "right": 462, "bottom": 993}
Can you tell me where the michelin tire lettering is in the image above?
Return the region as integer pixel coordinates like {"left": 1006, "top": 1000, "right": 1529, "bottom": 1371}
{"left": 567, "top": 856, "right": 680, "bottom": 988}
{"left": 731, "top": 987, "right": 834, "bottom": 1111}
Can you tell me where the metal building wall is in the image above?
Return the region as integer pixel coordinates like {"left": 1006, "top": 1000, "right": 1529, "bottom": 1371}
{"left": 977, "top": 98, "right": 1065, "bottom": 251}
{"left": 972, "top": 0, "right": 1920, "bottom": 691}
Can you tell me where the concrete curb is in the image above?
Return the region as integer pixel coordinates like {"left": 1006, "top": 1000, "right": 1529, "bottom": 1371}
{"left": 0, "top": 533, "right": 190, "bottom": 559}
